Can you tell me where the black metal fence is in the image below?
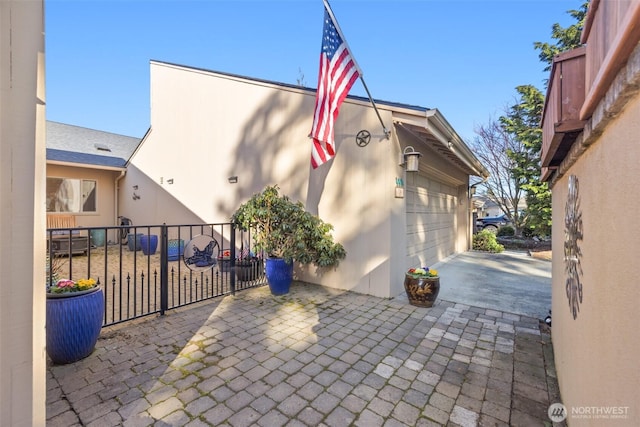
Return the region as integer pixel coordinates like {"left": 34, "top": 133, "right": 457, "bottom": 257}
{"left": 46, "top": 222, "right": 267, "bottom": 327}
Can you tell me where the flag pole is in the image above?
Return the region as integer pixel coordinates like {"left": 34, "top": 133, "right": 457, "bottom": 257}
{"left": 322, "top": 0, "right": 391, "bottom": 139}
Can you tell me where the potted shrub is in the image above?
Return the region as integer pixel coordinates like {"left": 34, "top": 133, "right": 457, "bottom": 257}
{"left": 404, "top": 267, "right": 440, "bottom": 307}
{"left": 235, "top": 253, "right": 264, "bottom": 282}
{"left": 231, "top": 185, "right": 346, "bottom": 295}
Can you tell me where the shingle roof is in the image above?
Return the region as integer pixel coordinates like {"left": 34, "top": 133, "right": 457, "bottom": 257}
{"left": 46, "top": 121, "right": 142, "bottom": 168}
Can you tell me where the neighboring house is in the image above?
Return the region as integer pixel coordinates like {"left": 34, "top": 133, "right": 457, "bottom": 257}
{"left": 46, "top": 121, "right": 141, "bottom": 243}
{"left": 472, "top": 195, "right": 503, "bottom": 218}
{"left": 471, "top": 194, "right": 526, "bottom": 218}
{"left": 541, "top": 1, "right": 640, "bottom": 423}
{"left": 119, "top": 61, "right": 488, "bottom": 298}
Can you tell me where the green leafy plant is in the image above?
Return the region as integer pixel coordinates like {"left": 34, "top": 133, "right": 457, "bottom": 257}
{"left": 473, "top": 230, "right": 505, "bottom": 253}
{"left": 406, "top": 267, "right": 438, "bottom": 278}
{"left": 231, "top": 185, "right": 346, "bottom": 268}
{"left": 497, "top": 225, "right": 515, "bottom": 237}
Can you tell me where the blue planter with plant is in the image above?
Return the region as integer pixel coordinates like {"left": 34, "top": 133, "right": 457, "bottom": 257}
{"left": 231, "top": 185, "right": 346, "bottom": 295}
{"left": 46, "top": 278, "right": 104, "bottom": 364}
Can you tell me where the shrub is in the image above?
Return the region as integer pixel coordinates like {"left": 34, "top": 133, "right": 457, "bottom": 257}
{"left": 231, "top": 185, "right": 346, "bottom": 268}
{"left": 497, "top": 225, "right": 515, "bottom": 237}
{"left": 473, "top": 230, "right": 505, "bottom": 253}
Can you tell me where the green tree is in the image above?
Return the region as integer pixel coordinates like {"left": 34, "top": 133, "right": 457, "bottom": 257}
{"left": 500, "top": 85, "right": 550, "bottom": 236}
{"left": 493, "top": 2, "right": 587, "bottom": 237}
{"left": 534, "top": 2, "right": 589, "bottom": 71}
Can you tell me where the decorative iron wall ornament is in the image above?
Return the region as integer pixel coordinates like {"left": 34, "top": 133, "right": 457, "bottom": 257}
{"left": 355, "top": 129, "right": 371, "bottom": 147}
{"left": 564, "top": 175, "right": 583, "bottom": 319}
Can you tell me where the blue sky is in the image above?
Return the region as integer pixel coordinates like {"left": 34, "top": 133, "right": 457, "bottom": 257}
{"left": 45, "top": 0, "right": 581, "bottom": 142}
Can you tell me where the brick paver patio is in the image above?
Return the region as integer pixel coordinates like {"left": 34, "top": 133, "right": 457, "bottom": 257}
{"left": 46, "top": 281, "right": 561, "bottom": 426}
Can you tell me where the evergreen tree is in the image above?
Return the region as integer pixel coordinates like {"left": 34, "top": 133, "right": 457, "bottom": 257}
{"left": 499, "top": 1, "right": 587, "bottom": 237}
{"left": 534, "top": 2, "right": 589, "bottom": 72}
{"left": 500, "top": 85, "right": 549, "bottom": 236}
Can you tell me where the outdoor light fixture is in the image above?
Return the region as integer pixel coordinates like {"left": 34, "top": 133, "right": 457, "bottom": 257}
{"left": 228, "top": 176, "right": 238, "bottom": 184}
{"left": 400, "top": 146, "right": 422, "bottom": 172}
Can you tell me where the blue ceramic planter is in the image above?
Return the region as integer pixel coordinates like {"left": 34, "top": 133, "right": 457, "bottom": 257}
{"left": 265, "top": 258, "right": 293, "bottom": 295}
{"left": 127, "top": 233, "right": 143, "bottom": 251}
{"left": 168, "top": 239, "right": 184, "bottom": 261}
{"left": 140, "top": 234, "right": 158, "bottom": 255}
{"left": 46, "top": 287, "right": 104, "bottom": 364}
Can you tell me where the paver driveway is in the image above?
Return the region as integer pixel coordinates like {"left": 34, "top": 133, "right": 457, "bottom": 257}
{"left": 47, "top": 279, "right": 560, "bottom": 426}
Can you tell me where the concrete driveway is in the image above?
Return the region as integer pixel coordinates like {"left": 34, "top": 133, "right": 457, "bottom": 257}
{"left": 427, "top": 250, "right": 552, "bottom": 320}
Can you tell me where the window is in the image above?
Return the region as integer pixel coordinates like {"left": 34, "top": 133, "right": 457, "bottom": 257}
{"left": 46, "top": 178, "right": 96, "bottom": 213}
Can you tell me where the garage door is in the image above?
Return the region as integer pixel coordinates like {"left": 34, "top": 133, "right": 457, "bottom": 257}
{"left": 406, "top": 174, "right": 458, "bottom": 265}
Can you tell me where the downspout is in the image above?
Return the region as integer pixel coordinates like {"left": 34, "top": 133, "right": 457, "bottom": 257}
{"left": 115, "top": 170, "right": 125, "bottom": 226}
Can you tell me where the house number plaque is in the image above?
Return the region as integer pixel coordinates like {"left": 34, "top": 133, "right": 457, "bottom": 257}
{"left": 564, "top": 175, "right": 583, "bottom": 319}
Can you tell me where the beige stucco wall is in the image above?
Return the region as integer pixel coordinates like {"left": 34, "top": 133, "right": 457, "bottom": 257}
{"left": 118, "top": 163, "right": 206, "bottom": 227}
{"left": 125, "top": 62, "right": 474, "bottom": 298}
{"left": 127, "top": 63, "right": 401, "bottom": 298}
{"left": 551, "top": 94, "right": 640, "bottom": 425}
{"left": 0, "top": 1, "right": 47, "bottom": 425}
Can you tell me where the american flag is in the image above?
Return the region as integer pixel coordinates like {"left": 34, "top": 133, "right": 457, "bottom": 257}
{"left": 240, "top": 240, "right": 251, "bottom": 260}
{"left": 310, "top": 5, "right": 360, "bottom": 169}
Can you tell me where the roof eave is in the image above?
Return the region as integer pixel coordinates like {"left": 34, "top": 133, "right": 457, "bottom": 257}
{"left": 393, "top": 109, "right": 489, "bottom": 179}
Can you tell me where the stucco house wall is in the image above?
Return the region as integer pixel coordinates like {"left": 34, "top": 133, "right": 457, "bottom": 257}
{"left": 551, "top": 94, "right": 640, "bottom": 421}
{"left": 118, "top": 163, "right": 206, "bottom": 228}
{"left": 0, "top": 0, "right": 47, "bottom": 424}
{"left": 542, "top": 2, "right": 640, "bottom": 423}
{"left": 122, "top": 61, "right": 486, "bottom": 299}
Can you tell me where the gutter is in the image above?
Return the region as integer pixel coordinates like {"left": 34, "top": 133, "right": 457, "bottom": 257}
{"left": 46, "top": 160, "right": 126, "bottom": 172}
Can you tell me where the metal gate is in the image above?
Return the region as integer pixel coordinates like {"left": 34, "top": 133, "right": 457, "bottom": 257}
{"left": 46, "top": 222, "right": 267, "bottom": 327}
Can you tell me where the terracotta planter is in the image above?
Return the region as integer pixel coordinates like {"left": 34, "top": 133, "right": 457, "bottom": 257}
{"left": 404, "top": 275, "right": 440, "bottom": 307}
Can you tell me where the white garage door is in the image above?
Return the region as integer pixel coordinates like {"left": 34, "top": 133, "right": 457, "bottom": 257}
{"left": 406, "top": 174, "right": 458, "bottom": 265}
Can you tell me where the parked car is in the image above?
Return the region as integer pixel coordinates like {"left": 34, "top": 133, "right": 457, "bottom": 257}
{"left": 476, "top": 213, "right": 512, "bottom": 233}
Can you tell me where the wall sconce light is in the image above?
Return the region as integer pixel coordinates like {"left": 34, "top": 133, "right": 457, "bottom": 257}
{"left": 228, "top": 176, "right": 238, "bottom": 184}
{"left": 167, "top": 179, "right": 174, "bottom": 184}
{"left": 400, "top": 146, "right": 422, "bottom": 172}
{"left": 448, "top": 141, "right": 454, "bottom": 150}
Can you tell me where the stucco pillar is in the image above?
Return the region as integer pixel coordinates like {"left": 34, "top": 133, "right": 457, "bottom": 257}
{"left": 0, "top": 1, "right": 47, "bottom": 425}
